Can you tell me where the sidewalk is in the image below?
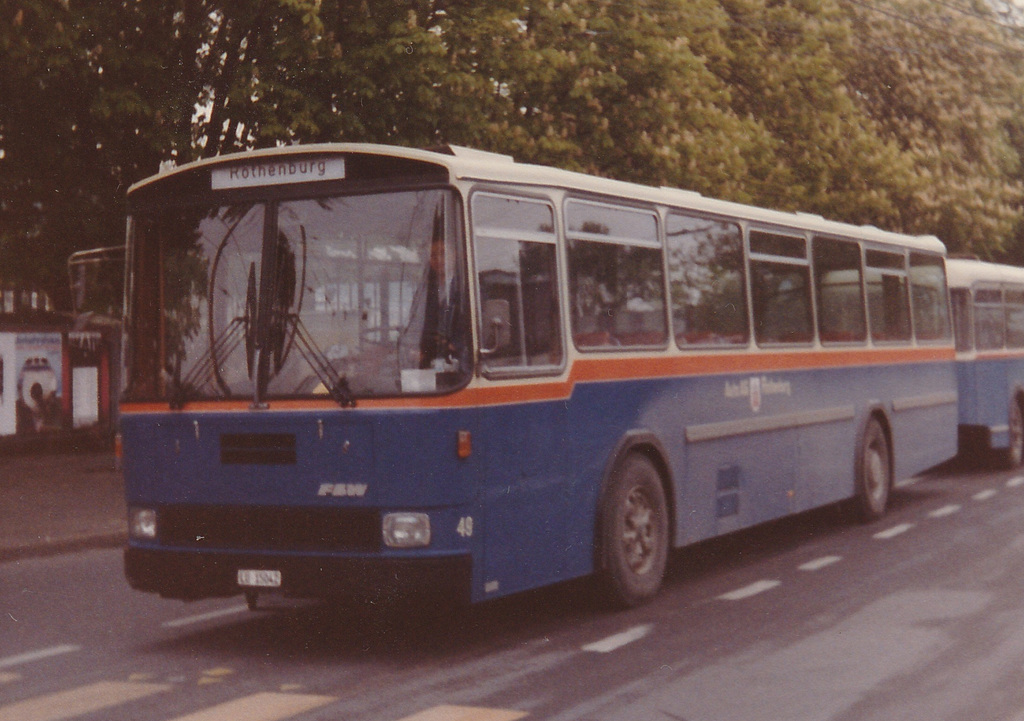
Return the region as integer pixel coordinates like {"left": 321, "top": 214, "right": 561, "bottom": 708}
{"left": 0, "top": 447, "right": 126, "bottom": 562}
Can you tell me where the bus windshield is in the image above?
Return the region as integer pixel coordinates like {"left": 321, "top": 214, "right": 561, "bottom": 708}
{"left": 125, "top": 188, "right": 469, "bottom": 404}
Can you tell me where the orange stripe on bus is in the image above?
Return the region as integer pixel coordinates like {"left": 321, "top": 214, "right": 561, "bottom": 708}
{"left": 968, "top": 350, "right": 1024, "bottom": 360}
{"left": 119, "top": 345, "right": 953, "bottom": 414}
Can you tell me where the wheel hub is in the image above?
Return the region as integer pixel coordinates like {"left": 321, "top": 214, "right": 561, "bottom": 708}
{"left": 623, "top": 487, "right": 656, "bottom": 574}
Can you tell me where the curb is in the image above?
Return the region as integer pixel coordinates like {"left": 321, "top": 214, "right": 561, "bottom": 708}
{"left": 0, "top": 531, "right": 126, "bottom": 564}
{"left": 0, "top": 430, "right": 115, "bottom": 457}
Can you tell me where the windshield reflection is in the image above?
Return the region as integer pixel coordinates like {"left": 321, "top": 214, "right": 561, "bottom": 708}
{"left": 125, "top": 189, "right": 469, "bottom": 404}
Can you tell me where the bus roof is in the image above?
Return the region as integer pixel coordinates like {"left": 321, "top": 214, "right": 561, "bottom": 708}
{"left": 946, "top": 257, "right": 1024, "bottom": 288}
{"left": 130, "top": 143, "right": 947, "bottom": 254}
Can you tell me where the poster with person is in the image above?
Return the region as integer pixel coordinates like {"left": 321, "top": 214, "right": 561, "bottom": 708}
{"left": 14, "top": 333, "right": 63, "bottom": 434}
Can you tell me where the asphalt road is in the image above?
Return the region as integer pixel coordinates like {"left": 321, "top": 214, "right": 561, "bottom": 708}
{"left": 3, "top": 459, "right": 1024, "bottom": 721}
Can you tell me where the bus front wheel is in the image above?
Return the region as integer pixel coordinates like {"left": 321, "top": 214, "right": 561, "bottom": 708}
{"left": 598, "top": 453, "right": 669, "bottom": 608}
{"left": 855, "top": 418, "right": 891, "bottom": 522}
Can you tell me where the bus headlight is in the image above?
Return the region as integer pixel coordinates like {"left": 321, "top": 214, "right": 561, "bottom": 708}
{"left": 382, "top": 512, "right": 430, "bottom": 548}
{"left": 129, "top": 507, "right": 157, "bottom": 540}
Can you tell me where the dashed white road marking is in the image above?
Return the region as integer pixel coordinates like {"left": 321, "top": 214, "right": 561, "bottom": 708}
{"left": 873, "top": 523, "right": 914, "bottom": 540}
{"left": 973, "top": 489, "right": 999, "bottom": 502}
{"left": 1007, "top": 476, "right": 1024, "bottom": 488}
{"left": 928, "top": 504, "right": 962, "bottom": 518}
{"left": 162, "top": 605, "right": 249, "bottom": 629}
{"left": 718, "top": 580, "right": 781, "bottom": 601}
{"left": 895, "top": 476, "right": 921, "bottom": 488}
{"left": 0, "top": 644, "right": 81, "bottom": 671}
{"left": 582, "top": 624, "right": 652, "bottom": 653}
{"left": 798, "top": 556, "right": 842, "bottom": 572}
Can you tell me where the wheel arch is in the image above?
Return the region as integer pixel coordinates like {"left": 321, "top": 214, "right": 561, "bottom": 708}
{"left": 1011, "top": 384, "right": 1024, "bottom": 415}
{"left": 1001, "top": 384, "right": 1024, "bottom": 467}
{"left": 594, "top": 430, "right": 676, "bottom": 571}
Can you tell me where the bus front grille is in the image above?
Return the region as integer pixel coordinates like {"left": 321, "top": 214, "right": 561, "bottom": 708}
{"left": 220, "top": 433, "right": 297, "bottom": 465}
{"left": 158, "top": 505, "right": 380, "bottom": 552}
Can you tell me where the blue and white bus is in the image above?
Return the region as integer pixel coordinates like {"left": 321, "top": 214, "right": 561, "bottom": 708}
{"left": 121, "top": 144, "right": 958, "bottom": 608}
{"left": 947, "top": 257, "right": 1024, "bottom": 467}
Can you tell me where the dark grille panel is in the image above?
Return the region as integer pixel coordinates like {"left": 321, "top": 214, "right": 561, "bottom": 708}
{"left": 159, "top": 505, "right": 380, "bottom": 552}
{"left": 220, "top": 433, "right": 296, "bottom": 465}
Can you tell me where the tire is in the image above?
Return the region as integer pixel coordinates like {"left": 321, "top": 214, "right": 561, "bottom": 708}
{"left": 1000, "top": 398, "right": 1024, "bottom": 469}
{"left": 854, "top": 418, "right": 891, "bottom": 523}
{"left": 598, "top": 453, "right": 669, "bottom": 608}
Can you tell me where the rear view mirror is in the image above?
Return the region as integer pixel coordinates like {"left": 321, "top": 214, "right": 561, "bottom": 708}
{"left": 481, "top": 298, "right": 512, "bottom": 355}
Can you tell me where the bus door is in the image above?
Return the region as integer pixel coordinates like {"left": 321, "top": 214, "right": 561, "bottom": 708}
{"left": 478, "top": 402, "right": 568, "bottom": 596}
{"left": 471, "top": 192, "right": 568, "bottom": 597}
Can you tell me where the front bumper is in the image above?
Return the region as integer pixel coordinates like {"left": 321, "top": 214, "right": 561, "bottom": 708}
{"left": 124, "top": 546, "right": 472, "bottom": 604}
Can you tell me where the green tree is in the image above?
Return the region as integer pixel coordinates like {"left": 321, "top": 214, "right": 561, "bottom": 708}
{"left": 5, "top": 0, "right": 1024, "bottom": 305}
{"left": 0, "top": 0, "right": 326, "bottom": 306}
{"left": 435, "top": 0, "right": 772, "bottom": 200}
{"left": 840, "top": 0, "right": 1024, "bottom": 256}
{"left": 1, "top": 1, "right": 114, "bottom": 305}
{"left": 711, "top": 0, "right": 918, "bottom": 226}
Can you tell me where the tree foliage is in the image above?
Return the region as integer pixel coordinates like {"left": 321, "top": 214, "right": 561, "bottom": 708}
{"left": 3, "top": 0, "right": 1024, "bottom": 304}
{"left": 841, "top": 0, "right": 1024, "bottom": 258}
{"left": 715, "top": 0, "right": 918, "bottom": 224}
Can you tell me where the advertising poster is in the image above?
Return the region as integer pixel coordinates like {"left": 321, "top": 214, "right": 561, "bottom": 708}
{"left": 16, "top": 332, "right": 63, "bottom": 434}
{"left": 68, "top": 331, "right": 103, "bottom": 429}
{"left": 0, "top": 334, "right": 15, "bottom": 436}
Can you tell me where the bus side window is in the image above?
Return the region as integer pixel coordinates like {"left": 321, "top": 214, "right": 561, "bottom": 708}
{"left": 666, "top": 213, "right": 748, "bottom": 347}
{"left": 951, "top": 288, "right": 973, "bottom": 352}
{"left": 471, "top": 194, "right": 563, "bottom": 373}
{"left": 1005, "top": 287, "right": 1024, "bottom": 349}
{"left": 566, "top": 200, "right": 667, "bottom": 349}
{"left": 813, "top": 236, "right": 866, "bottom": 344}
{"left": 865, "top": 249, "right": 911, "bottom": 342}
{"left": 749, "top": 230, "right": 813, "bottom": 345}
{"left": 909, "top": 252, "right": 951, "bottom": 342}
{"left": 974, "top": 287, "right": 1005, "bottom": 350}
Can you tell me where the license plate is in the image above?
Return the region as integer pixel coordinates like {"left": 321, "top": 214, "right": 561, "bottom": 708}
{"left": 237, "top": 569, "right": 282, "bottom": 588}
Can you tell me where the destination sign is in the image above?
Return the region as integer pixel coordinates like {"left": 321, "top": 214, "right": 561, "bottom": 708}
{"left": 211, "top": 157, "right": 346, "bottom": 189}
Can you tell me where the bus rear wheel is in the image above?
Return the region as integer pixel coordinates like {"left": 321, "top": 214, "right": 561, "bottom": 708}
{"left": 855, "top": 418, "right": 891, "bottom": 522}
{"left": 1001, "top": 399, "right": 1024, "bottom": 469}
{"left": 598, "top": 454, "right": 669, "bottom": 608}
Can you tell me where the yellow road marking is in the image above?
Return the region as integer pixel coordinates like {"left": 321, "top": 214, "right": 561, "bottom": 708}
{"left": 167, "top": 692, "right": 335, "bottom": 721}
{"left": 0, "top": 680, "right": 170, "bottom": 721}
{"left": 397, "top": 705, "right": 528, "bottom": 721}
{"left": 198, "top": 667, "right": 235, "bottom": 686}
{"left": 201, "top": 668, "right": 234, "bottom": 677}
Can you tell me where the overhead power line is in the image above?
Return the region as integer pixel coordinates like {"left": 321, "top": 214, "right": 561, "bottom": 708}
{"left": 932, "top": 0, "right": 1024, "bottom": 33}
{"left": 842, "top": 0, "right": 1024, "bottom": 58}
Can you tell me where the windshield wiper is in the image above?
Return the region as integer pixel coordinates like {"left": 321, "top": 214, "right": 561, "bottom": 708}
{"left": 280, "top": 313, "right": 356, "bottom": 408}
{"left": 249, "top": 224, "right": 354, "bottom": 408}
{"left": 167, "top": 316, "right": 246, "bottom": 409}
